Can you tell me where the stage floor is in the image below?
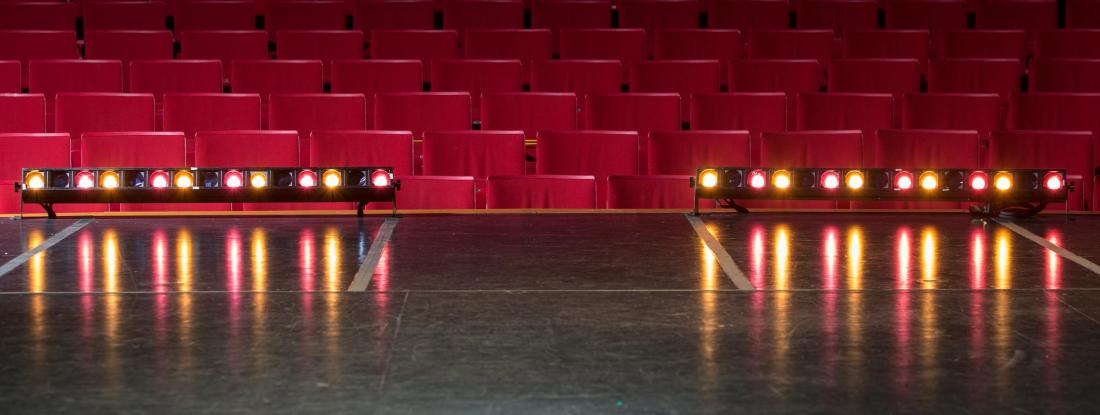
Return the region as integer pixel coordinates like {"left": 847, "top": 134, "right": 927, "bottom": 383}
{"left": 2, "top": 212, "right": 1100, "bottom": 413}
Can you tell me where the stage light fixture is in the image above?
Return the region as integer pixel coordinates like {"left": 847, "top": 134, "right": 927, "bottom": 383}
{"left": 969, "top": 171, "right": 988, "bottom": 191}
{"left": 845, "top": 171, "right": 864, "bottom": 190}
{"left": 224, "top": 170, "right": 244, "bottom": 188}
{"left": 370, "top": 169, "right": 392, "bottom": 188}
{"left": 75, "top": 171, "right": 95, "bottom": 189}
{"left": 24, "top": 170, "right": 45, "bottom": 190}
{"left": 249, "top": 171, "right": 268, "bottom": 188}
{"left": 174, "top": 170, "right": 194, "bottom": 188}
{"left": 298, "top": 170, "right": 317, "bottom": 188}
{"left": 820, "top": 170, "right": 840, "bottom": 189}
{"left": 773, "top": 170, "right": 791, "bottom": 189}
{"left": 919, "top": 171, "right": 938, "bottom": 190}
{"left": 895, "top": 171, "right": 913, "bottom": 190}
{"left": 99, "top": 171, "right": 120, "bottom": 189}
{"left": 994, "top": 172, "right": 1012, "bottom": 191}
{"left": 748, "top": 169, "right": 767, "bottom": 189}
{"left": 1044, "top": 172, "right": 1064, "bottom": 191}
{"left": 699, "top": 169, "right": 718, "bottom": 188}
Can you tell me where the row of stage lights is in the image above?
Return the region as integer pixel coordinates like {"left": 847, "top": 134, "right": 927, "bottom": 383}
{"left": 697, "top": 168, "right": 1065, "bottom": 193}
{"left": 22, "top": 168, "right": 393, "bottom": 190}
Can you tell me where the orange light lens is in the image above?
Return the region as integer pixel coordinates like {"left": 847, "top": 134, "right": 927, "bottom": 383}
{"left": 845, "top": 171, "right": 864, "bottom": 190}
{"left": 772, "top": 170, "right": 791, "bottom": 189}
{"left": 99, "top": 171, "right": 120, "bottom": 189}
{"left": 322, "top": 169, "right": 342, "bottom": 187}
{"left": 994, "top": 172, "right": 1012, "bottom": 191}
{"left": 24, "top": 170, "right": 45, "bottom": 189}
{"left": 699, "top": 169, "right": 718, "bottom": 188}
{"left": 249, "top": 172, "right": 267, "bottom": 188}
{"left": 919, "top": 171, "right": 939, "bottom": 190}
{"left": 174, "top": 171, "right": 194, "bottom": 188}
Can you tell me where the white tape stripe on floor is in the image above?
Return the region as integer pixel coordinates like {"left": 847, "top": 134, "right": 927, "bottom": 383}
{"left": 685, "top": 214, "right": 755, "bottom": 290}
{"left": 0, "top": 219, "right": 93, "bottom": 280}
{"left": 347, "top": 218, "right": 398, "bottom": 292}
{"left": 996, "top": 219, "right": 1100, "bottom": 276}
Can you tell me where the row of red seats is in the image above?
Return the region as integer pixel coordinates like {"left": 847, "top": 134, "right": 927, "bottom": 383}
{"left": 3, "top": 0, "right": 1099, "bottom": 35}
{"left": 1, "top": 128, "right": 1093, "bottom": 213}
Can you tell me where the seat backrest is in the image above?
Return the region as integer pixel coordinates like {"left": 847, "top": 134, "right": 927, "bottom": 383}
{"left": 480, "top": 92, "right": 578, "bottom": 137}
{"left": 729, "top": 59, "right": 821, "bottom": 95}
{"left": 653, "top": 29, "right": 743, "bottom": 77}
{"left": 873, "top": 129, "right": 980, "bottom": 168}
{"left": 690, "top": 92, "right": 786, "bottom": 134}
{"left": 606, "top": 175, "right": 696, "bottom": 209}
{"left": 536, "top": 130, "right": 639, "bottom": 176}
{"left": 1029, "top": 59, "right": 1100, "bottom": 93}
{"left": 163, "top": 93, "right": 262, "bottom": 137}
{"left": 618, "top": 0, "right": 699, "bottom": 35}
{"left": 529, "top": 59, "right": 622, "bottom": 97}
{"left": 429, "top": 59, "right": 524, "bottom": 118}
{"left": 927, "top": 58, "right": 1023, "bottom": 98}
{"left": 194, "top": 130, "right": 300, "bottom": 167}
{"left": 129, "top": 60, "right": 224, "bottom": 98}
{"left": 179, "top": 30, "right": 270, "bottom": 68}
{"left": 331, "top": 59, "right": 423, "bottom": 95}
{"left": 422, "top": 130, "right": 525, "bottom": 177}
{"left": 0, "top": 31, "right": 78, "bottom": 71}
{"left": 55, "top": 93, "right": 155, "bottom": 142}
{"left": 796, "top": 93, "right": 895, "bottom": 134}
{"left": 28, "top": 60, "right": 123, "bottom": 99}
{"left": 531, "top": 0, "right": 612, "bottom": 31}
{"left": 1009, "top": 93, "right": 1100, "bottom": 140}
{"left": 486, "top": 175, "right": 596, "bottom": 208}
{"left": 1036, "top": 29, "right": 1100, "bottom": 59}
{"left": 1067, "top": 0, "right": 1100, "bottom": 29}
{"left": 384, "top": 176, "right": 477, "bottom": 209}
{"left": 796, "top": 0, "right": 878, "bottom": 33}
{"left": 0, "top": 133, "right": 69, "bottom": 183}
{"left": 0, "top": 60, "right": 17, "bottom": 92}
{"left": 937, "top": 30, "right": 1028, "bottom": 61}
{"left": 559, "top": 29, "right": 647, "bottom": 62}
{"left": 173, "top": 1, "right": 256, "bottom": 33}
{"left": 370, "top": 30, "right": 459, "bottom": 79}
{"left": 0, "top": 3, "right": 78, "bottom": 31}
{"left": 629, "top": 60, "right": 721, "bottom": 121}
{"left": 885, "top": 0, "right": 967, "bottom": 32}
{"left": 0, "top": 93, "right": 46, "bottom": 133}
{"left": 648, "top": 130, "right": 751, "bottom": 175}
{"left": 975, "top": 0, "right": 1057, "bottom": 38}
{"left": 760, "top": 130, "right": 864, "bottom": 167}
{"left": 583, "top": 93, "right": 681, "bottom": 137}
{"left": 355, "top": 0, "right": 434, "bottom": 33}
{"left": 443, "top": 0, "right": 525, "bottom": 31}
{"left": 901, "top": 93, "right": 1004, "bottom": 136}
{"left": 373, "top": 92, "right": 472, "bottom": 137}
{"left": 84, "top": 30, "right": 174, "bottom": 64}
{"left": 828, "top": 59, "right": 921, "bottom": 97}
{"left": 276, "top": 30, "right": 363, "bottom": 65}
{"left": 842, "top": 30, "right": 929, "bottom": 66}
{"left": 463, "top": 29, "right": 553, "bottom": 65}
{"left": 265, "top": 1, "right": 347, "bottom": 33}
{"left": 80, "top": 132, "right": 186, "bottom": 167}
{"left": 230, "top": 60, "right": 323, "bottom": 95}
{"left": 269, "top": 93, "right": 368, "bottom": 164}
{"left": 84, "top": 1, "right": 168, "bottom": 31}
{"left": 748, "top": 30, "right": 834, "bottom": 66}
{"left": 708, "top": 0, "right": 790, "bottom": 31}
{"left": 309, "top": 131, "right": 415, "bottom": 176}
{"left": 989, "top": 130, "right": 1094, "bottom": 211}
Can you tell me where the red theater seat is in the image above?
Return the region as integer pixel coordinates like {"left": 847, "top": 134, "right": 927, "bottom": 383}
{"left": 884, "top": 0, "right": 967, "bottom": 33}
{"left": 730, "top": 59, "right": 822, "bottom": 96}
{"left": 373, "top": 92, "right": 472, "bottom": 138}
{"left": 266, "top": 1, "right": 348, "bottom": 35}
{"left": 1036, "top": 30, "right": 1100, "bottom": 59}
{"left": 902, "top": 93, "right": 1004, "bottom": 137}
{"left": 310, "top": 131, "right": 415, "bottom": 175}
{"left": 1009, "top": 94, "right": 1100, "bottom": 171}
{"left": 747, "top": 30, "right": 834, "bottom": 66}
{"left": 796, "top": 0, "right": 878, "bottom": 33}
{"left": 84, "top": 31, "right": 174, "bottom": 83}
{"left": 194, "top": 130, "right": 299, "bottom": 167}
{"left": 230, "top": 60, "right": 324, "bottom": 96}
{"left": 163, "top": 93, "right": 261, "bottom": 157}
{"left": 828, "top": 59, "right": 921, "bottom": 98}
{"left": 856, "top": 129, "right": 981, "bottom": 209}
{"left": 269, "top": 93, "right": 368, "bottom": 164}
{"left": 1067, "top": 0, "right": 1100, "bottom": 28}
{"left": 0, "top": 94, "right": 46, "bottom": 133}
{"left": 83, "top": 1, "right": 168, "bottom": 31}
{"left": 422, "top": 130, "right": 525, "bottom": 177}
{"left": 487, "top": 175, "right": 596, "bottom": 209}
{"left": 480, "top": 92, "right": 578, "bottom": 137}
{"left": 0, "top": 31, "right": 79, "bottom": 88}
{"left": 1030, "top": 59, "right": 1100, "bottom": 92}
{"left": 276, "top": 31, "right": 364, "bottom": 81}
{"left": 0, "top": 3, "right": 78, "bottom": 31}
{"left": 0, "top": 60, "right": 17, "bottom": 92}
{"left": 331, "top": 60, "right": 424, "bottom": 95}
{"left": 129, "top": 60, "right": 224, "bottom": 99}
{"left": 927, "top": 59, "right": 1023, "bottom": 98}
{"left": 173, "top": 1, "right": 257, "bottom": 33}
{"left": 370, "top": 30, "right": 459, "bottom": 80}
{"left": 443, "top": 0, "right": 524, "bottom": 31}
{"left": 708, "top": 0, "right": 790, "bottom": 31}
{"left": 559, "top": 29, "right": 647, "bottom": 68}
{"left": 938, "top": 30, "right": 1028, "bottom": 61}
{"left": 531, "top": 0, "right": 612, "bottom": 52}
{"left": 55, "top": 93, "right": 155, "bottom": 162}
{"left": 796, "top": 92, "right": 893, "bottom": 160}
{"left": 355, "top": 0, "right": 434, "bottom": 33}
{"left": 647, "top": 130, "right": 751, "bottom": 175}
{"left": 429, "top": 59, "right": 524, "bottom": 120}
{"left": 463, "top": 29, "right": 553, "bottom": 82}
{"left": 29, "top": 60, "right": 123, "bottom": 101}
{"left": 583, "top": 93, "right": 681, "bottom": 166}
{"left": 382, "top": 176, "right": 477, "bottom": 209}
{"left": 606, "top": 175, "right": 695, "bottom": 209}
{"left": 690, "top": 92, "right": 786, "bottom": 162}
{"left": 989, "top": 130, "right": 1094, "bottom": 211}
{"left": 0, "top": 133, "right": 75, "bottom": 214}
{"left": 757, "top": 130, "right": 864, "bottom": 208}
{"left": 975, "top": 0, "right": 1057, "bottom": 39}
{"left": 654, "top": 29, "right": 743, "bottom": 83}
{"left": 842, "top": 31, "right": 930, "bottom": 69}
{"left": 80, "top": 131, "right": 214, "bottom": 212}
{"left": 629, "top": 60, "right": 721, "bottom": 121}
{"left": 536, "top": 130, "right": 639, "bottom": 207}
{"left": 617, "top": 0, "right": 699, "bottom": 47}
{"left": 179, "top": 31, "right": 270, "bottom": 71}
{"left": 529, "top": 60, "right": 623, "bottom": 99}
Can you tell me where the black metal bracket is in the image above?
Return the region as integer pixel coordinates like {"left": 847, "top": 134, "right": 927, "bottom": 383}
{"left": 969, "top": 202, "right": 1049, "bottom": 220}
{"left": 39, "top": 203, "right": 56, "bottom": 219}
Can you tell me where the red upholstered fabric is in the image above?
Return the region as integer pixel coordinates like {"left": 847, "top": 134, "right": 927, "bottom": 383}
{"left": 331, "top": 60, "right": 424, "bottom": 95}
{"left": 796, "top": 92, "right": 893, "bottom": 161}
{"left": 618, "top": 0, "right": 699, "bottom": 47}
{"left": 937, "top": 30, "right": 1028, "bottom": 61}
{"left": 55, "top": 93, "right": 154, "bottom": 164}
{"left": 0, "top": 133, "right": 77, "bottom": 214}
{"left": 422, "top": 130, "right": 525, "bottom": 177}
{"left": 0, "top": 94, "right": 45, "bottom": 133}
{"left": 1009, "top": 93, "right": 1100, "bottom": 171}
{"left": 757, "top": 130, "right": 864, "bottom": 208}
{"left": 828, "top": 59, "right": 921, "bottom": 98}
{"left": 130, "top": 60, "right": 224, "bottom": 99}
{"left": 748, "top": 30, "right": 834, "bottom": 66}
{"left": 559, "top": 29, "right": 647, "bottom": 65}
{"left": 480, "top": 92, "right": 578, "bottom": 137}
{"left": 173, "top": 1, "right": 257, "bottom": 33}
{"left": 373, "top": 92, "right": 472, "bottom": 138}
{"left": 729, "top": 60, "right": 822, "bottom": 101}
{"left": 84, "top": 31, "right": 174, "bottom": 82}
{"left": 708, "top": 0, "right": 790, "bottom": 31}
{"left": 607, "top": 175, "right": 695, "bottom": 209}
{"left": 443, "top": 0, "right": 524, "bottom": 31}
{"left": 84, "top": 1, "right": 168, "bottom": 31}
{"left": 276, "top": 31, "right": 364, "bottom": 81}
{"left": 310, "top": 131, "right": 415, "bottom": 175}
{"left": 654, "top": 29, "right": 743, "bottom": 83}
{"left": 531, "top": 0, "right": 612, "bottom": 53}
{"left": 629, "top": 60, "right": 722, "bottom": 121}
{"left": 690, "top": 92, "right": 786, "bottom": 163}
{"left": 163, "top": 93, "right": 262, "bottom": 137}
{"left": 370, "top": 30, "right": 459, "bottom": 80}
{"left": 29, "top": 60, "right": 123, "bottom": 100}
{"left": 842, "top": 31, "right": 930, "bottom": 70}
{"left": 81, "top": 132, "right": 186, "bottom": 167}
{"left": 796, "top": 0, "right": 878, "bottom": 33}
{"left": 265, "top": 1, "right": 347, "bottom": 35}
{"left": 179, "top": 30, "right": 270, "bottom": 70}
{"left": 463, "top": 29, "right": 553, "bottom": 83}
{"left": 486, "top": 175, "right": 596, "bottom": 208}
{"left": 885, "top": 0, "right": 967, "bottom": 32}
{"left": 0, "top": 31, "right": 78, "bottom": 89}
{"left": 430, "top": 59, "right": 523, "bottom": 120}
{"left": 194, "top": 130, "right": 300, "bottom": 167}
{"left": 230, "top": 60, "right": 323, "bottom": 95}
{"left": 1030, "top": 59, "right": 1100, "bottom": 92}
{"left": 901, "top": 93, "right": 1004, "bottom": 137}
{"left": 989, "top": 130, "right": 1094, "bottom": 211}
{"left": 583, "top": 93, "right": 681, "bottom": 137}
{"left": 647, "top": 130, "right": 751, "bottom": 175}
{"left": 269, "top": 94, "right": 368, "bottom": 164}
{"left": 1067, "top": 0, "right": 1100, "bottom": 28}
{"left": 529, "top": 60, "right": 622, "bottom": 99}
{"left": 927, "top": 59, "right": 1023, "bottom": 98}
{"left": 855, "top": 129, "right": 981, "bottom": 209}
{"left": 0, "top": 60, "right": 17, "bottom": 92}
{"left": 536, "top": 130, "right": 638, "bottom": 207}
{"left": 1035, "top": 30, "right": 1100, "bottom": 58}
{"left": 355, "top": 0, "right": 434, "bottom": 33}
{"left": 368, "top": 175, "right": 478, "bottom": 209}
{"left": 0, "top": 3, "right": 78, "bottom": 31}
{"left": 975, "top": 0, "right": 1057, "bottom": 39}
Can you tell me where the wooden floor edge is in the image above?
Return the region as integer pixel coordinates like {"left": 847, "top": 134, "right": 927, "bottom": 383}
{"left": 4, "top": 208, "right": 1099, "bottom": 218}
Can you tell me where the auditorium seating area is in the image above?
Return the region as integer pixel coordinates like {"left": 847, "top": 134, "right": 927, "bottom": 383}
{"left": 1, "top": 0, "right": 1099, "bottom": 212}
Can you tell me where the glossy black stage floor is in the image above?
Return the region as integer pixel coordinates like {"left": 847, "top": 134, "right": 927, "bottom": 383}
{"left": 2, "top": 212, "right": 1100, "bottom": 413}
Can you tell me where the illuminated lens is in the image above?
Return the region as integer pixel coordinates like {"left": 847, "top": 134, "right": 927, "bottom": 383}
{"left": 224, "top": 170, "right": 244, "bottom": 188}
{"left": 99, "top": 171, "right": 120, "bottom": 189}
{"left": 772, "top": 170, "right": 791, "bottom": 189}
{"left": 819, "top": 170, "right": 840, "bottom": 189}
{"left": 845, "top": 171, "right": 864, "bottom": 189}
{"left": 748, "top": 169, "right": 767, "bottom": 189}
{"left": 895, "top": 171, "right": 913, "bottom": 190}
{"left": 994, "top": 172, "right": 1012, "bottom": 191}
{"left": 919, "top": 171, "right": 938, "bottom": 190}
{"left": 298, "top": 170, "right": 317, "bottom": 187}
{"left": 249, "top": 172, "right": 268, "bottom": 188}
{"left": 700, "top": 169, "right": 718, "bottom": 188}
{"left": 150, "top": 170, "right": 170, "bottom": 188}
{"left": 1044, "top": 172, "right": 1064, "bottom": 191}
{"left": 75, "top": 171, "right": 95, "bottom": 189}
{"left": 174, "top": 170, "right": 194, "bottom": 188}
{"left": 24, "top": 170, "right": 45, "bottom": 189}
{"left": 969, "top": 171, "right": 988, "bottom": 191}
{"left": 371, "top": 169, "right": 392, "bottom": 187}
{"left": 322, "top": 169, "right": 342, "bottom": 187}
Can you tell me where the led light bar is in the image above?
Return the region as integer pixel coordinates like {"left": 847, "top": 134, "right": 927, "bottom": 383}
{"left": 16, "top": 167, "right": 399, "bottom": 218}
{"left": 691, "top": 167, "right": 1070, "bottom": 218}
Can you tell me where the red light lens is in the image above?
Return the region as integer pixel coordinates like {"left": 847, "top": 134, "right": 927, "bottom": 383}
{"left": 1044, "top": 172, "right": 1064, "bottom": 191}
{"left": 150, "top": 170, "right": 170, "bottom": 188}
{"left": 748, "top": 169, "right": 766, "bottom": 189}
{"left": 298, "top": 170, "right": 317, "bottom": 187}
{"left": 75, "top": 171, "right": 95, "bottom": 189}
{"left": 895, "top": 171, "right": 914, "bottom": 190}
{"left": 224, "top": 170, "right": 244, "bottom": 188}
{"left": 370, "top": 169, "right": 391, "bottom": 187}
{"left": 969, "top": 171, "right": 988, "bottom": 191}
{"left": 820, "top": 170, "right": 840, "bottom": 189}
